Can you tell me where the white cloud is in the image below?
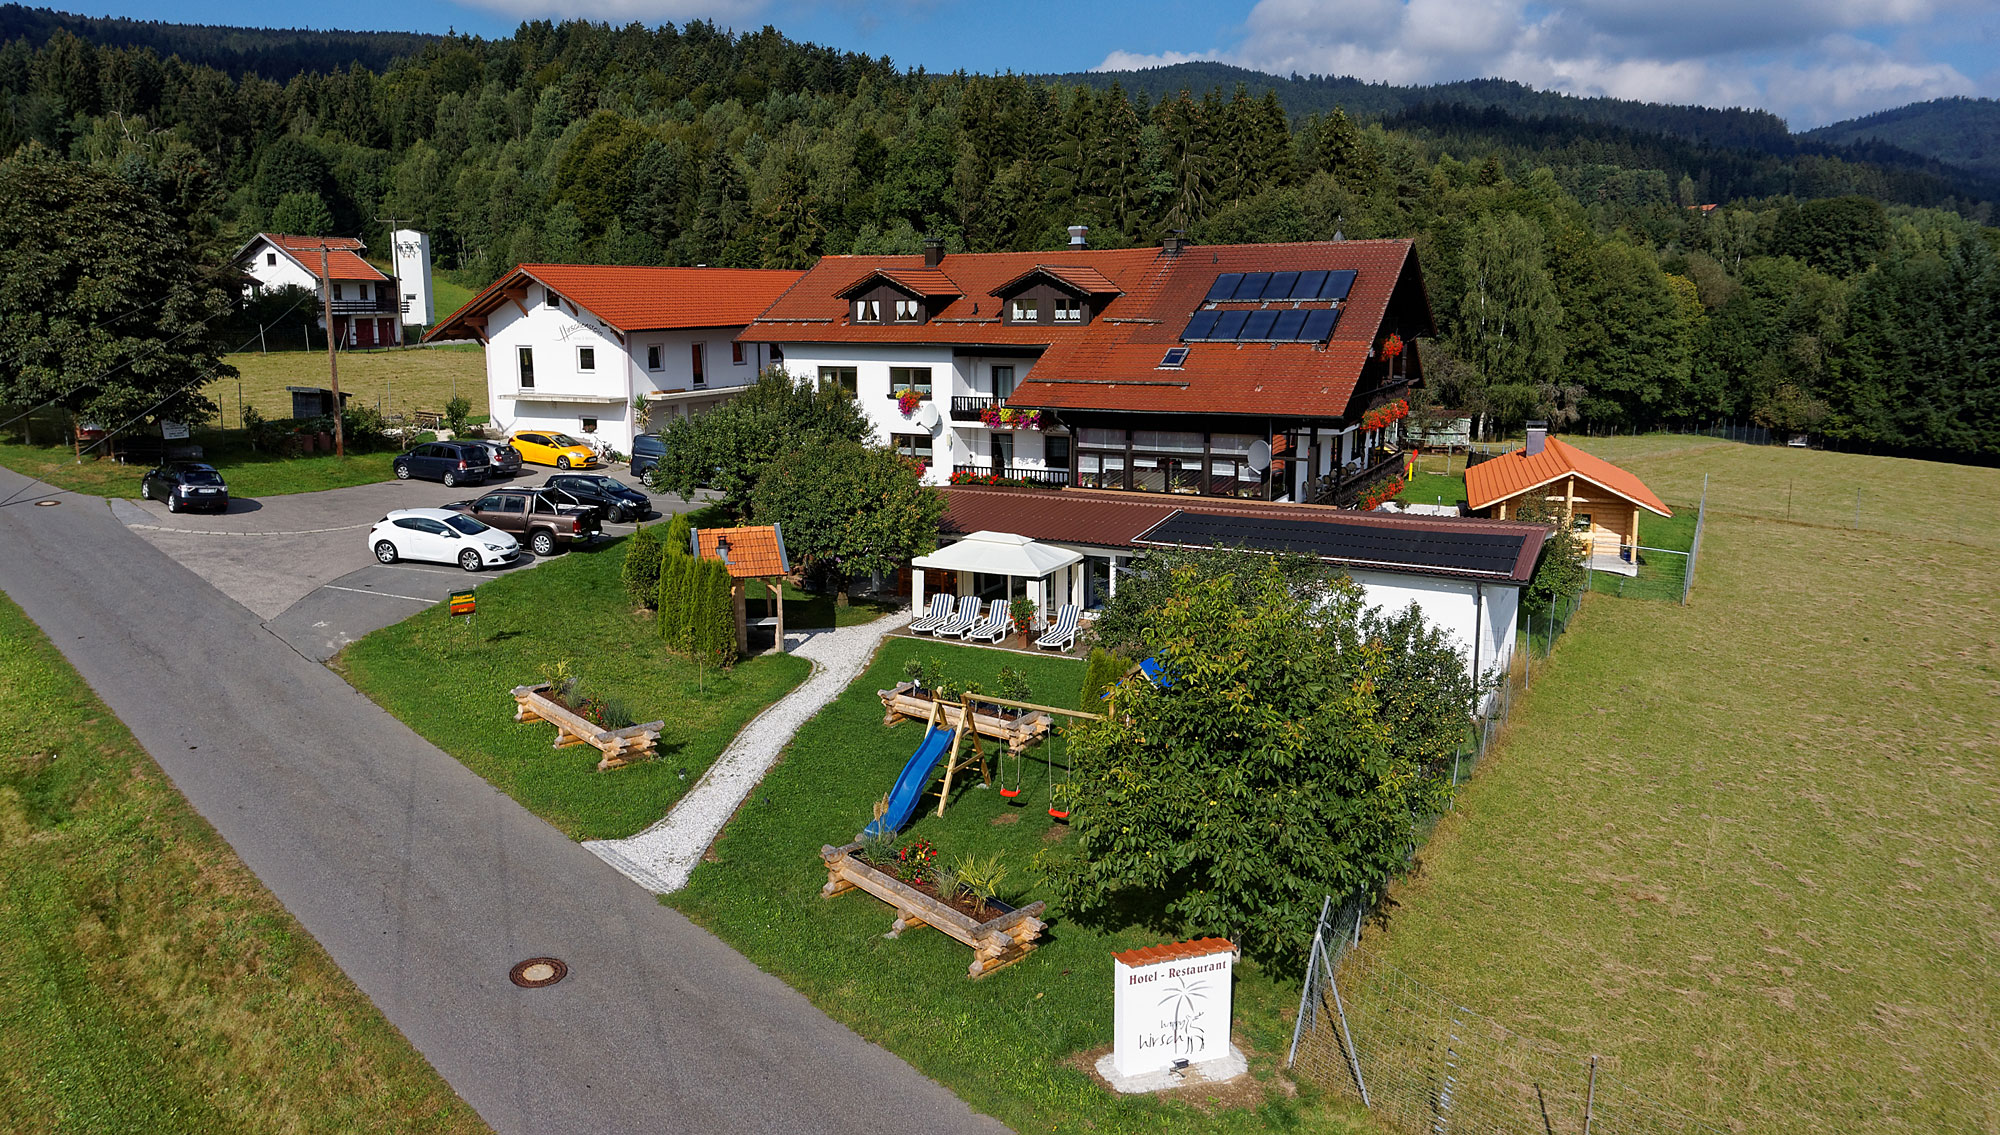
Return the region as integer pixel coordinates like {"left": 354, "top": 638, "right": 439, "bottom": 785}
{"left": 1114, "top": 0, "right": 1987, "bottom": 127}
{"left": 1091, "top": 48, "right": 1219, "bottom": 72}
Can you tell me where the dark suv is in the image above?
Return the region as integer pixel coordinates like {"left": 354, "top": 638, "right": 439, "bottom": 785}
{"left": 140, "top": 462, "right": 229, "bottom": 514}
{"left": 629, "top": 433, "right": 666, "bottom": 477}
{"left": 543, "top": 473, "right": 652, "bottom": 522}
{"left": 393, "top": 442, "right": 493, "bottom": 487}
{"left": 463, "top": 439, "right": 523, "bottom": 476}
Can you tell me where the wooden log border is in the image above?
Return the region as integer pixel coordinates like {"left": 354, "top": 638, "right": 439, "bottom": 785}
{"left": 820, "top": 841, "right": 1046, "bottom": 979}
{"left": 511, "top": 683, "right": 665, "bottom": 771}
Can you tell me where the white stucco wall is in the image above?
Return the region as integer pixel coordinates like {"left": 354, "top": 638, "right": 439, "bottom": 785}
{"left": 1348, "top": 568, "right": 1520, "bottom": 711}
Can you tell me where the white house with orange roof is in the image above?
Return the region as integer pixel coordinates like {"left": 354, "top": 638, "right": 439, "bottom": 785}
{"left": 233, "top": 233, "right": 401, "bottom": 349}
{"left": 425, "top": 265, "right": 805, "bottom": 454}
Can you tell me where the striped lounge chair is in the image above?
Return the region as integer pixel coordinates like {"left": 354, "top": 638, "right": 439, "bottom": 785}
{"left": 1035, "top": 604, "right": 1081, "bottom": 652}
{"left": 967, "top": 599, "right": 1012, "bottom": 643}
{"left": 909, "top": 594, "right": 953, "bottom": 634}
{"left": 935, "top": 594, "right": 984, "bottom": 638}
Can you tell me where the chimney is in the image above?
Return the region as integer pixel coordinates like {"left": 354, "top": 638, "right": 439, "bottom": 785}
{"left": 1162, "top": 231, "right": 1187, "bottom": 257}
{"left": 922, "top": 237, "right": 944, "bottom": 268}
{"left": 1525, "top": 421, "right": 1548, "bottom": 456}
{"left": 1068, "top": 224, "right": 1088, "bottom": 248}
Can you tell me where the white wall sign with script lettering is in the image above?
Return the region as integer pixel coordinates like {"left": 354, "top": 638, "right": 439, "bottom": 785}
{"left": 1110, "top": 938, "right": 1238, "bottom": 1079}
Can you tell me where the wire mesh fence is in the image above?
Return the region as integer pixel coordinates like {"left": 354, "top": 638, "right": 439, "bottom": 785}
{"left": 1290, "top": 898, "right": 1730, "bottom": 1135}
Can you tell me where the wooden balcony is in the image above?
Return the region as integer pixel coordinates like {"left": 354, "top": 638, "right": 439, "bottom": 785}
{"left": 1310, "top": 449, "right": 1406, "bottom": 507}
{"left": 950, "top": 396, "right": 996, "bottom": 421}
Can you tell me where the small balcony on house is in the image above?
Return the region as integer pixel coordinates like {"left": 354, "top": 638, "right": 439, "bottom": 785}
{"left": 327, "top": 292, "right": 401, "bottom": 316}
{"left": 950, "top": 396, "right": 996, "bottom": 421}
{"left": 1311, "top": 448, "right": 1407, "bottom": 507}
{"left": 954, "top": 464, "right": 1072, "bottom": 488}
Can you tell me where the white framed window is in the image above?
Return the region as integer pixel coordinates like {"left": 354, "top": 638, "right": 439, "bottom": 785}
{"left": 647, "top": 345, "right": 662, "bottom": 370}
{"left": 518, "top": 346, "right": 535, "bottom": 389}
{"left": 332, "top": 283, "right": 344, "bottom": 300}
{"left": 1010, "top": 298, "right": 1038, "bottom": 322}
{"left": 691, "top": 343, "right": 706, "bottom": 386}
{"left": 581, "top": 416, "right": 598, "bottom": 433}
{"left": 577, "top": 347, "right": 596, "bottom": 372}
{"left": 819, "top": 366, "right": 857, "bottom": 395}
{"left": 894, "top": 298, "right": 920, "bottom": 322}
{"left": 1053, "top": 297, "right": 1083, "bottom": 322}
{"left": 265, "top": 252, "right": 276, "bottom": 266}
{"left": 732, "top": 341, "right": 746, "bottom": 364}
{"left": 854, "top": 299, "right": 880, "bottom": 322}
{"left": 889, "top": 366, "right": 932, "bottom": 395}
{"left": 891, "top": 433, "right": 933, "bottom": 461}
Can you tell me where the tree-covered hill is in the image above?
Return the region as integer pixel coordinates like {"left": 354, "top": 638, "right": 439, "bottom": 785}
{"left": 0, "top": 4, "right": 437, "bottom": 80}
{"left": 1804, "top": 97, "right": 2000, "bottom": 182}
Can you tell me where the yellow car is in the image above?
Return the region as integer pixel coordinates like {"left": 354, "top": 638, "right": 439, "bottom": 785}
{"left": 509, "top": 431, "right": 600, "bottom": 470}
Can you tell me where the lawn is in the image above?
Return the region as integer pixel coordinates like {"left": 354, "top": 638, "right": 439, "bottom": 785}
{"left": 0, "top": 593, "right": 484, "bottom": 1134}
{"left": 670, "top": 636, "right": 1374, "bottom": 1135}
{"left": 336, "top": 534, "right": 813, "bottom": 841}
{"left": 0, "top": 435, "right": 403, "bottom": 499}
{"left": 1350, "top": 439, "right": 2000, "bottom": 1132}
{"left": 209, "top": 342, "right": 486, "bottom": 430}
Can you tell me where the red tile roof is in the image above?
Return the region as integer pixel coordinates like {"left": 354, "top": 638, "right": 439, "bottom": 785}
{"left": 427, "top": 265, "right": 806, "bottom": 341}
{"left": 693, "top": 524, "right": 790, "bottom": 578}
{"left": 256, "top": 233, "right": 387, "bottom": 282}
{"left": 939, "top": 486, "right": 1548, "bottom": 583}
{"left": 1464, "top": 436, "right": 1672, "bottom": 516}
{"left": 992, "top": 264, "right": 1124, "bottom": 296}
{"left": 1113, "top": 938, "right": 1237, "bottom": 968}
{"left": 838, "top": 268, "right": 963, "bottom": 298}
{"left": 741, "top": 240, "right": 1430, "bottom": 420}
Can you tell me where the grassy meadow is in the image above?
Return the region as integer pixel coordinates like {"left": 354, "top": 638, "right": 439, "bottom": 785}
{"left": 1353, "top": 436, "right": 2000, "bottom": 1132}
{"left": 0, "top": 594, "right": 484, "bottom": 1134}
{"left": 208, "top": 343, "right": 486, "bottom": 429}
{"left": 337, "top": 534, "right": 812, "bottom": 841}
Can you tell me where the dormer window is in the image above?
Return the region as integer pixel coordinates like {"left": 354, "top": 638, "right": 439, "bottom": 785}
{"left": 855, "top": 299, "right": 881, "bottom": 322}
{"left": 1053, "top": 297, "right": 1083, "bottom": 323}
{"left": 1010, "top": 298, "right": 1039, "bottom": 322}
{"left": 546, "top": 289, "right": 561, "bottom": 308}
{"left": 894, "top": 298, "right": 921, "bottom": 322}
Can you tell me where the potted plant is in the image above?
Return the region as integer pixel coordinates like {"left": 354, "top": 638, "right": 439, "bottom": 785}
{"left": 897, "top": 388, "right": 923, "bottom": 416}
{"left": 1009, "top": 596, "right": 1036, "bottom": 638}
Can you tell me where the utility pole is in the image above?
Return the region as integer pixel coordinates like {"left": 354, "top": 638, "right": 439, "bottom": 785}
{"left": 380, "top": 213, "right": 406, "bottom": 348}
{"left": 317, "top": 245, "right": 346, "bottom": 458}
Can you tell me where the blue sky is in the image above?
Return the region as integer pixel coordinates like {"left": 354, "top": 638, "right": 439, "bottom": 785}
{"left": 73, "top": 0, "right": 2000, "bottom": 129}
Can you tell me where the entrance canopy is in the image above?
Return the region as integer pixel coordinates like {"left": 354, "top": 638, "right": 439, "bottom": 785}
{"left": 913, "top": 530, "right": 1082, "bottom": 577}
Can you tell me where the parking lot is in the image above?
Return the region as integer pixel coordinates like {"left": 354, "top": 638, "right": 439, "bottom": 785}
{"left": 116, "top": 468, "right": 703, "bottom": 661}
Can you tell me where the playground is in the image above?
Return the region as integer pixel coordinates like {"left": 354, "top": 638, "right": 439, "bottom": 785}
{"left": 668, "top": 636, "right": 1328, "bottom": 1134}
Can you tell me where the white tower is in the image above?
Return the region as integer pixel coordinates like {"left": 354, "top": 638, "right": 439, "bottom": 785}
{"left": 392, "top": 229, "right": 434, "bottom": 327}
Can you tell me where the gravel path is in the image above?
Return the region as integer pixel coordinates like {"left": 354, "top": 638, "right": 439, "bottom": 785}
{"left": 584, "top": 612, "right": 909, "bottom": 893}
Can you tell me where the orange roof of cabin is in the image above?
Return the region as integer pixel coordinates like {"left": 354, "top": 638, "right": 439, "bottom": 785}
{"left": 259, "top": 233, "right": 387, "bottom": 282}
{"left": 693, "top": 525, "right": 790, "bottom": 578}
{"left": 1464, "top": 436, "right": 1672, "bottom": 516}
{"left": 1112, "top": 938, "right": 1237, "bottom": 968}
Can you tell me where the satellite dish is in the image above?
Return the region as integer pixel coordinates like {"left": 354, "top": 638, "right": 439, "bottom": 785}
{"left": 1247, "top": 440, "right": 1272, "bottom": 473}
{"left": 916, "top": 402, "right": 941, "bottom": 430}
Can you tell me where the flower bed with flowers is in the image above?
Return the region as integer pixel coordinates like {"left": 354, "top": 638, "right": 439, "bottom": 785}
{"left": 947, "top": 471, "right": 1053, "bottom": 488}
{"left": 1362, "top": 398, "right": 1411, "bottom": 433}
{"left": 896, "top": 388, "right": 924, "bottom": 416}
{"left": 978, "top": 406, "right": 1043, "bottom": 431}
{"left": 1358, "top": 475, "right": 1406, "bottom": 511}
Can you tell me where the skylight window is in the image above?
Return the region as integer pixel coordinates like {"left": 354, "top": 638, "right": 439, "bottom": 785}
{"left": 1159, "top": 347, "right": 1189, "bottom": 369}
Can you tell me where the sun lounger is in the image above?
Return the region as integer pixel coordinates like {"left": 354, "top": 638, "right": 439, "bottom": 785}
{"left": 909, "top": 594, "right": 953, "bottom": 634}
{"left": 967, "top": 599, "right": 1012, "bottom": 643}
{"left": 935, "top": 594, "right": 984, "bottom": 638}
{"left": 1035, "top": 604, "right": 1080, "bottom": 652}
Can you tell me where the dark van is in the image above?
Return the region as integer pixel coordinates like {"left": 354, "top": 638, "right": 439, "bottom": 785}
{"left": 393, "top": 441, "right": 494, "bottom": 487}
{"left": 630, "top": 433, "right": 666, "bottom": 477}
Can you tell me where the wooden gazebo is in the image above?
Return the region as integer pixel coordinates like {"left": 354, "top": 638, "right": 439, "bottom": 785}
{"left": 691, "top": 524, "right": 791, "bottom": 656}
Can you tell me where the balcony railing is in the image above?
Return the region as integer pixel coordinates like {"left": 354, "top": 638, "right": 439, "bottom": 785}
{"left": 1310, "top": 449, "right": 1406, "bottom": 507}
{"left": 956, "top": 465, "right": 1072, "bottom": 488}
{"left": 328, "top": 294, "right": 400, "bottom": 315}
{"left": 950, "top": 396, "right": 996, "bottom": 421}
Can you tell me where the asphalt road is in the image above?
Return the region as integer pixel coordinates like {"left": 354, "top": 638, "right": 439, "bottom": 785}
{"left": 0, "top": 466, "right": 1005, "bottom": 1135}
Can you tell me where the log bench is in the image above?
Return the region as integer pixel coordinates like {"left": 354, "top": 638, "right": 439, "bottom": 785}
{"left": 511, "top": 683, "right": 665, "bottom": 771}
{"left": 821, "top": 841, "right": 1046, "bottom": 978}
{"left": 877, "top": 682, "right": 1054, "bottom": 755}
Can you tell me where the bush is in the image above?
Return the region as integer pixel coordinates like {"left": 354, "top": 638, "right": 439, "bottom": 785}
{"left": 1078, "top": 646, "right": 1135, "bottom": 711}
{"left": 657, "top": 552, "right": 738, "bottom": 668}
{"left": 621, "top": 522, "right": 668, "bottom": 608}
{"left": 444, "top": 394, "right": 472, "bottom": 435}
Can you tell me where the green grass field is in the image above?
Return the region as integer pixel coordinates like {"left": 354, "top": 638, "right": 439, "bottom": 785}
{"left": 0, "top": 593, "right": 484, "bottom": 1134}
{"left": 209, "top": 343, "right": 486, "bottom": 430}
{"left": 670, "top": 635, "right": 1368, "bottom": 1134}
{"left": 0, "top": 437, "right": 402, "bottom": 499}
{"left": 337, "top": 536, "right": 813, "bottom": 841}
{"left": 1353, "top": 436, "right": 2000, "bottom": 1132}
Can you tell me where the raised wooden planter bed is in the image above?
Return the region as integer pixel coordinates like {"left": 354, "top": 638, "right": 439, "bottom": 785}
{"left": 510, "top": 683, "right": 665, "bottom": 771}
{"left": 878, "top": 681, "right": 1054, "bottom": 754}
{"left": 821, "top": 841, "right": 1046, "bottom": 979}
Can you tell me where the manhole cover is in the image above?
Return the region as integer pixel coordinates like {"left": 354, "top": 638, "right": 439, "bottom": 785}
{"left": 509, "top": 957, "right": 567, "bottom": 988}
{"left": 34, "top": 499, "right": 58, "bottom": 507}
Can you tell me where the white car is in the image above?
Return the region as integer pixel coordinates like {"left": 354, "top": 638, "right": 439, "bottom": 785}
{"left": 368, "top": 508, "right": 520, "bottom": 572}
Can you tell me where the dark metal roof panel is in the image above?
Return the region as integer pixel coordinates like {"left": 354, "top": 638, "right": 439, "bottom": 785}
{"left": 1132, "top": 510, "right": 1532, "bottom": 578}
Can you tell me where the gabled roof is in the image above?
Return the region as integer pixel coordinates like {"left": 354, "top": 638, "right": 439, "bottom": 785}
{"left": 938, "top": 486, "right": 1548, "bottom": 584}
{"left": 426, "top": 264, "right": 806, "bottom": 341}
{"left": 1464, "top": 436, "right": 1672, "bottom": 517}
{"left": 991, "top": 264, "right": 1124, "bottom": 297}
{"left": 692, "top": 524, "right": 790, "bottom": 578}
{"left": 836, "top": 268, "right": 962, "bottom": 300}
{"left": 239, "top": 233, "right": 387, "bottom": 282}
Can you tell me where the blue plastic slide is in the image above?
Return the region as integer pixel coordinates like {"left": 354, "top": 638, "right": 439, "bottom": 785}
{"left": 863, "top": 724, "right": 953, "bottom": 838}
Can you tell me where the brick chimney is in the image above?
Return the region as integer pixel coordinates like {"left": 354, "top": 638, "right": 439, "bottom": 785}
{"left": 923, "top": 238, "right": 944, "bottom": 268}
{"left": 1525, "top": 421, "right": 1548, "bottom": 456}
{"left": 1162, "top": 231, "right": 1188, "bottom": 257}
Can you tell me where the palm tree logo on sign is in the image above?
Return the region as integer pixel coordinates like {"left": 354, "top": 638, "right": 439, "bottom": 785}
{"left": 1155, "top": 975, "right": 1210, "bottom": 1057}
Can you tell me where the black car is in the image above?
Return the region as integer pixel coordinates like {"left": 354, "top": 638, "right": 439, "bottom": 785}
{"left": 140, "top": 461, "right": 229, "bottom": 514}
{"left": 393, "top": 441, "right": 493, "bottom": 487}
{"left": 629, "top": 433, "right": 665, "bottom": 478}
{"left": 542, "top": 473, "right": 652, "bottom": 523}
{"left": 463, "top": 439, "right": 524, "bottom": 476}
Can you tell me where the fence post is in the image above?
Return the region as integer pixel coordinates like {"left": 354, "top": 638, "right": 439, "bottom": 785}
{"left": 1288, "top": 896, "right": 1332, "bottom": 1067}
{"left": 1328, "top": 954, "right": 1371, "bottom": 1108}
{"left": 1583, "top": 1054, "right": 1599, "bottom": 1135}
{"left": 1854, "top": 488, "right": 1861, "bottom": 529}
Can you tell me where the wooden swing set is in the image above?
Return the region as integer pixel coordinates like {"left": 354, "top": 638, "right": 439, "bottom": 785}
{"left": 879, "top": 684, "right": 1102, "bottom": 820}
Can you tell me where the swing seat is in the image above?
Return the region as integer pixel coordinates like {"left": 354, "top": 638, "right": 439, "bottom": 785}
{"left": 1047, "top": 808, "right": 1070, "bottom": 820}
{"left": 999, "top": 788, "right": 1021, "bottom": 799}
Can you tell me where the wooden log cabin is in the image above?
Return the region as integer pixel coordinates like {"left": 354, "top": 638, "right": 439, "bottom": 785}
{"left": 1464, "top": 423, "right": 1671, "bottom": 576}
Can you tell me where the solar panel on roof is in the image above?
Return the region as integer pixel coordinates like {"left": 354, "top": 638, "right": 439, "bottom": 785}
{"left": 1263, "top": 272, "right": 1299, "bottom": 301}
{"left": 1132, "top": 511, "right": 1530, "bottom": 578}
{"left": 1211, "top": 309, "right": 1250, "bottom": 339}
{"left": 1228, "top": 272, "right": 1270, "bottom": 300}
{"left": 1318, "top": 270, "right": 1357, "bottom": 300}
{"left": 1300, "top": 308, "right": 1339, "bottom": 341}
{"left": 1292, "top": 270, "right": 1328, "bottom": 299}
{"left": 1241, "top": 310, "right": 1279, "bottom": 340}
{"left": 1205, "top": 273, "right": 1243, "bottom": 302}
{"left": 1270, "top": 309, "right": 1309, "bottom": 340}
{"left": 1159, "top": 346, "right": 1189, "bottom": 368}
{"left": 1180, "top": 310, "right": 1220, "bottom": 341}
